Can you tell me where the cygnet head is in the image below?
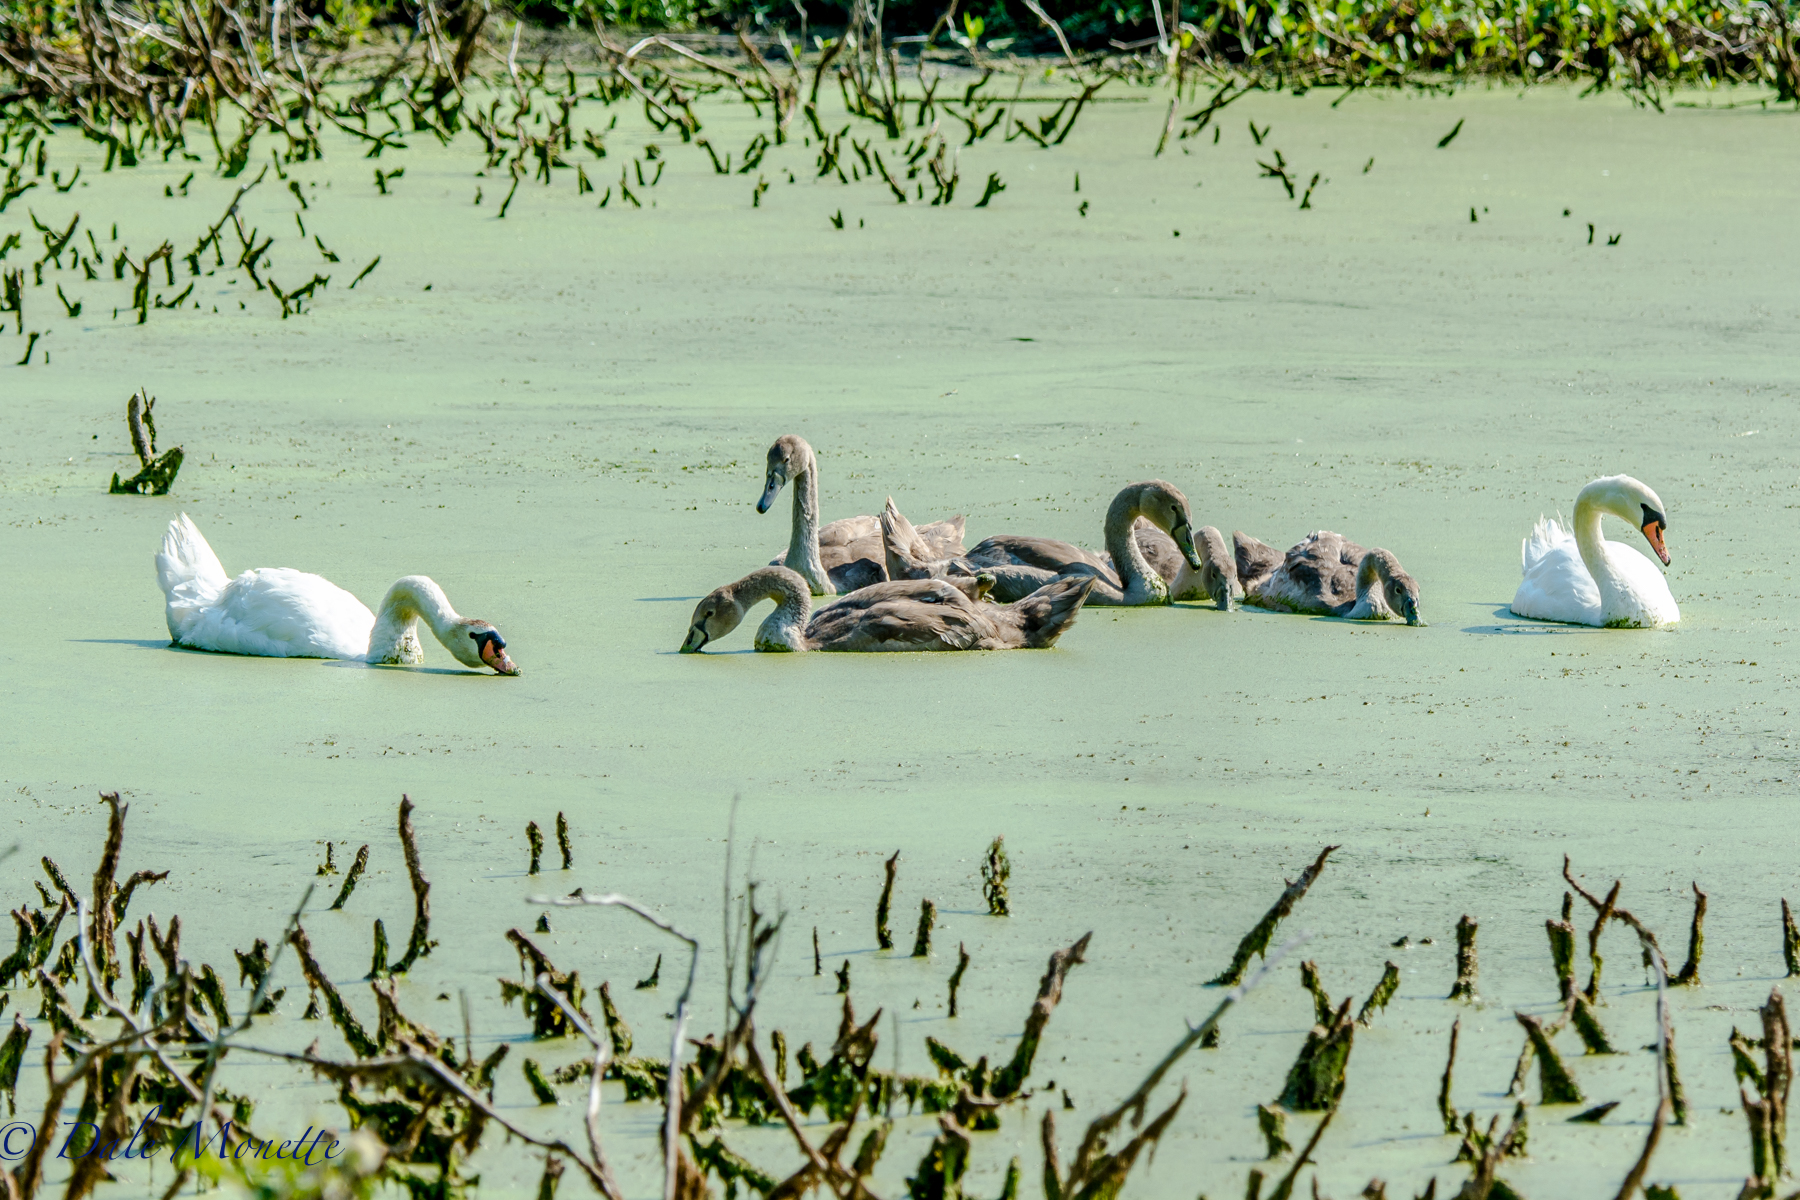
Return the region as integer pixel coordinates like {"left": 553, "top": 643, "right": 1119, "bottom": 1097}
{"left": 458, "top": 622, "right": 520, "bottom": 675}
{"left": 757, "top": 435, "right": 812, "bottom": 514}
{"left": 1386, "top": 572, "right": 1424, "bottom": 627}
{"left": 1367, "top": 551, "right": 1425, "bottom": 627}
{"left": 1133, "top": 481, "right": 1204, "bottom": 570}
{"left": 1194, "top": 525, "right": 1243, "bottom": 612}
{"left": 682, "top": 585, "right": 748, "bottom": 653}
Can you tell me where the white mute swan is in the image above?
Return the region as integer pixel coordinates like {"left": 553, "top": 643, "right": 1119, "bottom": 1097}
{"left": 758, "top": 435, "right": 966, "bottom": 596}
{"left": 1509, "top": 475, "right": 1678, "bottom": 628}
{"left": 1231, "top": 531, "right": 1424, "bottom": 625}
{"left": 679, "top": 566, "right": 1094, "bottom": 653}
{"left": 155, "top": 514, "right": 521, "bottom": 673}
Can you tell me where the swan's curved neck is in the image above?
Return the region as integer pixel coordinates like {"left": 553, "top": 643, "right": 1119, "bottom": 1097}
{"left": 1350, "top": 553, "right": 1395, "bottom": 618}
{"left": 1103, "top": 490, "right": 1169, "bottom": 604}
{"left": 787, "top": 458, "right": 831, "bottom": 596}
{"left": 1571, "top": 486, "right": 1622, "bottom": 598}
{"left": 369, "top": 576, "right": 462, "bottom": 662}
{"left": 743, "top": 568, "right": 812, "bottom": 651}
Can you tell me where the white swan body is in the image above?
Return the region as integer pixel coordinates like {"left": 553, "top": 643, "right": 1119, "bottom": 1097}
{"left": 154, "top": 515, "right": 521, "bottom": 672}
{"left": 1509, "top": 476, "right": 1678, "bottom": 628}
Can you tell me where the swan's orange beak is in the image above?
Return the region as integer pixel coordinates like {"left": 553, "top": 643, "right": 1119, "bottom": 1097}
{"left": 481, "top": 639, "right": 521, "bottom": 676}
{"left": 1641, "top": 520, "right": 1670, "bottom": 566}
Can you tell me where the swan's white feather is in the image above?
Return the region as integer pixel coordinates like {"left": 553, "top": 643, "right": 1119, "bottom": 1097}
{"left": 156, "top": 516, "right": 375, "bottom": 659}
{"left": 1510, "top": 513, "right": 1678, "bottom": 628}
{"left": 1511, "top": 516, "right": 1601, "bottom": 625}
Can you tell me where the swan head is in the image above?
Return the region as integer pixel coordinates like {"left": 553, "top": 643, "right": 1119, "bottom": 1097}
{"left": 1583, "top": 475, "right": 1672, "bottom": 566}
{"left": 757, "top": 435, "right": 813, "bottom": 514}
{"left": 456, "top": 623, "right": 520, "bottom": 675}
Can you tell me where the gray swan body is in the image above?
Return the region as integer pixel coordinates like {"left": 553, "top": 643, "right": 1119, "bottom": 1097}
{"left": 1232, "top": 530, "right": 1424, "bottom": 625}
{"left": 758, "top": 435, "right": 965, "bottom": 596}
{"left": 680, "top": 566, "right": 1094, "bottom": 653}
{"left": 959, "top": 480, "right": 1211, "bottom": 606}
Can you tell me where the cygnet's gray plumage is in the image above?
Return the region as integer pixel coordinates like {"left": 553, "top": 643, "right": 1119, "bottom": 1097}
{"left": 680, "top": 566, "right": 1093, "bottom": 653}
{"left": 1232, "top": 530, "right": 1424, "bottom": 625}
{"left": 757, "top": 435, "right": 965, "bottom": 596}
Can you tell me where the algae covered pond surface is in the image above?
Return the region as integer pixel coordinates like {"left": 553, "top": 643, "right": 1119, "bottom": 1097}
{"left": 2, "top": 81, "right": 1799, "bottom": 1197}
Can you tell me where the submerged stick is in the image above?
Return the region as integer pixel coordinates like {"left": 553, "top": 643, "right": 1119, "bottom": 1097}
{"left": 876, "top": 850, "right": 899, "bottom": 950}
{"left": 1278, "top": 997, "right": 1354, "bottom": 1111}
{"left": 1572, "top": 998, "right": 1617, "bottom": 1054}
{"left": 329, "top": 845, "right": 370, "bottom": 910}
{"left": 1674, "top": 882, "right": 1706, "bottom": 985}
{"left": 636, "top": 954, "right": 661, "bottom": 990}
{"left": 557, "top": 812, "right": 573, "bottom": 870}
{"left": 1257, "top": 1103, "right": 1291, "bottom": 1159}
{"left": 596, "top": 981, "right": 632, "bottom": 1057}
{"left": 368, "top": 919, "right": 389, "bottom": 980}
{"left": 390, "top": 795, "right": 436, "bottom": 973}
{"left": 982, "top": 836, "right": 1010, "bottom": 916}
{"left": 992, "top": 931, "right": 1091, "bottom": 1097}
{"left": 1515, "top": 1011, "right": 1583, "bottom": 1104}
{"left": 1300, "top": 960, "right": 1333, "bottom": 1027}
{"left": 1357, "top": 962, "right": 1400, "bottom": 1027}
{"left": 912, "top": 899, "right": 936, "bottom": 958}
{"left": 1447, "top": 915, "right": 1479, "bottom": 1002}
{"left": 947, "top": 943, "right": 970, "bottom": 1017}
{"left": 835, "top": 960, "right": 850, "bottom": 994}
{"left": 1784, "top": 900, "right": 1800, "bottom": 978}
{"left": 1547, "top": 919, "right": 1577, "bottom": 1001}
{"left": 287, "top": 924, "right": 378, "bottom": 1056}
{"left": 1439, "top": 1018, "right": 1460, "bottom": 1134}
{"left": 1611, "top": 932, "right": 1673, "bottom": 1200}
{"left": 1210, "top": 846, "right": 1336, "bottom": 986}
{"left": 527, "top": 821, "right": 544, "bottom": 875}
{"left": 812, "top": 927, "right": 821, "bottom": 976}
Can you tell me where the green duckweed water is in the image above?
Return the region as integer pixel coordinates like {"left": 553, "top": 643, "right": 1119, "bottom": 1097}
{"left": 2, "top": 80, "right": 1799, "bottom": 1198}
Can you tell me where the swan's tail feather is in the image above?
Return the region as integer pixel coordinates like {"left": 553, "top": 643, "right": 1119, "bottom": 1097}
{"left": 1012, "top": 575, "right": 1097, "bottom": 648}
{"left": 156, "top": 514, "right": 228, "bottom": 639}
{"left": 1521, "top": 512, "right": 1570, "bottom": 575}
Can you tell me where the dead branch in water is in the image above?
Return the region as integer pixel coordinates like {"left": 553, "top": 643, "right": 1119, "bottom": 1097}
{"left": 991, "top": 931, "right": 1090, "bottom": 1098}
{"left": 1447, "top": 915, "right": 1479, "bottom": 1002}
{"left": 390, "top": 795, "right": 436, "bottom": 973}
{"left": 1210, "top": 846, "right": 1335, "bottom": 986}
{"left": 876, "top": 849, "right": 899, "bottom": 950}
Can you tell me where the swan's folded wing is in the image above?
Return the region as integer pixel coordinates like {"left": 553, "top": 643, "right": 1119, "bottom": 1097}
{"left": 915, "top": 515, "right": 968, "bottom": 558}
{"left": 808, "top": 599, "right": 977, "bottom": 651}
{"left": 187, "top": 568, "right": 376, "bottom": 659}
{"left": 1131, "top": 519, "right": 1185, "bottom": 585}
{"left": 157, "top": 514, "right": 231, "bottom": 640}
{"left": 1232, "top": 531, "right": 1284, "bottom": 593}
{"left": 1509, "top": 540, "right": 1602, "bottom": 625}
{"left": 1521, "top": 515, "right": 1573, "bottom": 574}
{"left": 817, "top": 514, "right": 881, "bottom": 548}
